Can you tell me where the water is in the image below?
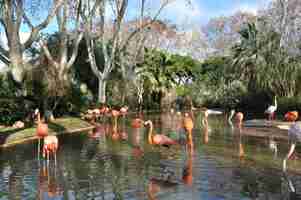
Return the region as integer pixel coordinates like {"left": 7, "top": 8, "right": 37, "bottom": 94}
{"left": 1, "top": 112, "right": 301, "bottom": 200}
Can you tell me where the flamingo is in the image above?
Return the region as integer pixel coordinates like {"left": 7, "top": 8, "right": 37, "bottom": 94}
{"left": 265, "top": 96, "right": 277, "bottom": 121}
{"left": 237, "top": 124, "right": 245, "bottom": 158}
{"left": 42, "top": 135, "right": 58, "bottom": 164}
{"left": 183, "top": 113, "right": 194, "bottom": 138}
{"left": 144, "top": 120, "right": 178, "bottom": 146}
{"left": 38, "top": 159, "right": 62, "bottom": 199}
{"left": 228, "top": 110, "right": 245, "bottom": 157}
{"left": 284, "top": 111, "right": 298, "bottom": 122}
{"left": 110, "top": 109, "right": 128, "bottom": 140}
{"left": 120, "top": 106, "right": 128, "bottom": 116}
{"left": 35, "top": 109, "right": 49, "bottom": 160}
{"left": 99, "top": 105, "right": 110, "bottom": 121}
{"left": 228, "top": 109, "right": 236, "bottom": 124}
{"left": 201, "top": 110, "right": 209, "bottom": 127}
{"left": 236, "top": 112, "right": 244, "bottom": 127}
{"left": 278, "top": 122, "right": 301, "bottom": 172}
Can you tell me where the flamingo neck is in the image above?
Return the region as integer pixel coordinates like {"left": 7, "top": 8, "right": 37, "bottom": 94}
{"left": 228, "top": 111, "right": 235, "bottom": 122}
{"left": 113, "top": 116, "right": 118, "bottom": 132}
{"left": 147, "top": 122, "right": 153, "bottom": 145}
{"left": 202, "top": 117, "right": 208, "bottom": 127}
{"left": 37, "top": 112, "right": 41, "bottom": 123}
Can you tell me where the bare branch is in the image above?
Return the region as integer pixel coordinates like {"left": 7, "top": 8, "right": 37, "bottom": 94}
{"left": 67, "top": 32, "right": 84, "bottom": 69}
{"left": 0, "top": 53, "right": 10, "bottom": 65}
{"left": 121, "top": 0, "right": 169, "bottom": 51}
{"left": 86, "top": 37, "right": 102, "bottom": 78}
{"left": 39, "top": 40, "right": 58, "bottom": 68}
{"left": 22, "top": 0, "right": 64, "bottom": 50}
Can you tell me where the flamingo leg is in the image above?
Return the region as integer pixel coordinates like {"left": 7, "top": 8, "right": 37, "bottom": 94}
{"left": 54, "top": 151, "right": 57, "bottom": 166}
{"left": 283, "top": 143, "right": 296, "bottom": 172}
{"left": 47, "top": 151, "right": 50, "bottom": 163}
{"left": 38, "top": 138, "right": 40, "bottom": 160}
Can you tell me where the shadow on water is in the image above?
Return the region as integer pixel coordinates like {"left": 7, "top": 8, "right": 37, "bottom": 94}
{"left": 2, "top": 111, "right": 301, "bottom": 199}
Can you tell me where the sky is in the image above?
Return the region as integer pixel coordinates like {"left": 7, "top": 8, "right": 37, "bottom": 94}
{"left": 152, "top": 0, "right": 272, "bottom": 27}
{"left": 0, "top": 0, "right": 273, "bottom": 69}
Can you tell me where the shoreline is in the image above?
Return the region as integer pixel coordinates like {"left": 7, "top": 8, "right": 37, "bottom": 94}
{"left": 0, "top": 117, "right": 94, "bottom": 148}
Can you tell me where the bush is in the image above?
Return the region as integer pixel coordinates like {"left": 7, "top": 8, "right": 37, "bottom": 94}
{"left": 277, "top": 96, "right": 301, "bottom": 115}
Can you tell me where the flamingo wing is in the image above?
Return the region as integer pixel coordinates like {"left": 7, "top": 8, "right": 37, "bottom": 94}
{"left": 153, "top": 134, "right": 177, "bottom": 145}
{"left": 265, "top": 105, "right": 276, "bottom": 114}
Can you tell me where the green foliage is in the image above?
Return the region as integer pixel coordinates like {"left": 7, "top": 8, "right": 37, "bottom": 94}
{"left": 277, "top": 96, "right": 301, "bottom": 115}
{"left": 0, "top": 74, "right": 32, "bottom": 125}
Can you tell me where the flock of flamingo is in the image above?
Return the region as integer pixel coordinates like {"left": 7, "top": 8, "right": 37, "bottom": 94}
{"left": 33, "top": 96, "right": 301, "bottom": 188}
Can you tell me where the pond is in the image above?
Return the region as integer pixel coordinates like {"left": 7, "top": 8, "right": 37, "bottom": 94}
{"left": 0, "top": 111, "right": 301, "bottom": 200}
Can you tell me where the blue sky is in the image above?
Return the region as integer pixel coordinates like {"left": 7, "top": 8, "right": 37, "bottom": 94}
{"left": 154, "top": 0, "right": 272, "bottom": 26}
{"left": 3, "top": 0, "right": 273, "bottom": 36}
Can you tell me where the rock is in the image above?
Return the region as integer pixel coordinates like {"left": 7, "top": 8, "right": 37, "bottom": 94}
{"left": 12, "top": 121, "right": 25, "bottom": 129}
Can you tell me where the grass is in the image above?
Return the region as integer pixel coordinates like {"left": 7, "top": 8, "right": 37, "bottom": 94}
{"left": 0, "top": 117, "right": 93, "bottom": 147}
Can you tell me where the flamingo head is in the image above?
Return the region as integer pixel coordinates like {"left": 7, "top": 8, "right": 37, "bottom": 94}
{"left": 144, "top": 120, "right": 152, "bottom": 127}
{"left": 34, "top": 108, "right": 40, "bottom": 116}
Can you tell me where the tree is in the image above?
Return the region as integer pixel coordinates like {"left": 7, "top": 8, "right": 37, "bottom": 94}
{"left": 261, "top": 0, "right": 301, "bottom": 55}
{"left": 203, "top": 11, "right": 256, "bottom": 56}
{"left": 40, "top": 0, "right": 83, "bottom": 109}
{"left": 39, "top": 0, "right": 83, "bottom": 109}
{"left": 81, "top": 0, "right": 180, "bottom": 103}
{"left": 0, "top": 0, "right": 63, "bottom": 84}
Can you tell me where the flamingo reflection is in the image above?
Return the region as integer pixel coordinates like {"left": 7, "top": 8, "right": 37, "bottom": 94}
{"left": 182, "top": 139, "right": 194, "bottom": 186}
{"left": 37, "top": 161, "right": 62, "bottom": 199}
{"left": 236, "top": 121, "right": 245, "bottom": 159}
{"left": 131, "top": 118, "right": 144, "bottom": 158}
{"left": 147, "top": 178, "right": 178, "bottom": 200}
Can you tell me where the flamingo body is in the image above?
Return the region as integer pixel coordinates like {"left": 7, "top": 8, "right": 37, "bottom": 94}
{"left": 265, "top": 105, "right": 277, "bottom": 114}
{"left": 42, "top": 135, "right": 58, "bottom": 163}
{"left": 120, "top": 106, "right": 128, "bottom": 115}
{"left": 183, "top": 114, "right": 194, "bottom": 132}
{"left": 236, "top": 112, "right": 244, "bottom": 124}
{"left": 144, "top": 120, "right": 178, "bottom": 146}
{"left": 285, "top": 111, "right": 298, "bottom": 122}
{"left": 37, "top": 123, "right": 48, "bottom": 138}
{"left": 99, "top": 106, "right": 109, "bottom": 114}
{"left": 152, "top": 134, "right": 178, "bottom": 145}
{"left": 265, "top": 96, "right": 277, "bottom": 120}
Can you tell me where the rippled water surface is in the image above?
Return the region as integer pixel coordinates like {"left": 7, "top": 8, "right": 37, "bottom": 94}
{"left": 1, "top": 112, "right": 301, "bottom": 200}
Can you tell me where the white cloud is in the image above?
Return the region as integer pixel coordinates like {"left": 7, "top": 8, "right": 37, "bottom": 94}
{"left": 158, "top": 0, "right": 204, "bottom": 25}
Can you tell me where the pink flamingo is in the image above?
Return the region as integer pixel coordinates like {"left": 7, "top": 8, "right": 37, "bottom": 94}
{"left": 42, "top": 135, "right": 59, "bottom": 164}
{"left": 35, "top": 109, "right": 48, "bottom": 160}
{"left": 144, "top": 120, "right": 178, "bottom": 146}
{"left": 120, "top": 106, "right": 128, "bottom": 116}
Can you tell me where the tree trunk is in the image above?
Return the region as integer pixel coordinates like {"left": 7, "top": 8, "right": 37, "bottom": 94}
{"left": 10, "top": 48, "right": 24, "bottom": 83}
{"left": 98, "top": 78, "right": 107, "bottom": 104}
